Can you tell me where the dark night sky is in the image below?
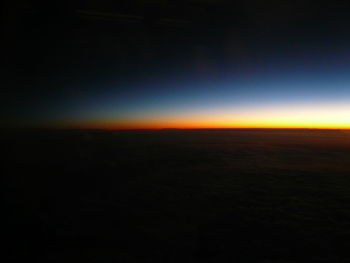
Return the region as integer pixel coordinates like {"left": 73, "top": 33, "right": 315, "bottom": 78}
{"left": 2, "top": 0, "right": 350, "bottom": 128}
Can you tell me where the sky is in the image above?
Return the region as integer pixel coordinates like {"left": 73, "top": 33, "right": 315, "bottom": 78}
{"left": 30, "top": 61, "right": 350, "bottom": 129}
{"left": 55, "top": 75, "right": 350, "bottom": 129}
{"left": 3, "top": 0, "right": 350, "bottom": 129}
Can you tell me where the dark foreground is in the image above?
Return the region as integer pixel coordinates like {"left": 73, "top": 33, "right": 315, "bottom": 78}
{"left": 3, "top": 129, "right": 350, "bottom": 262}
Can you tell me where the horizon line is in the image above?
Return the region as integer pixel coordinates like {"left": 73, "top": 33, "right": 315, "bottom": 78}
{"left": 5, "top": 126, "right": 350, "bottom": 131}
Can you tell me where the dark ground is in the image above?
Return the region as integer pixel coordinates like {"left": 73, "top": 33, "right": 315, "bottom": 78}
{"left": 3, "top": 129, "right": 350, "bottom": 262}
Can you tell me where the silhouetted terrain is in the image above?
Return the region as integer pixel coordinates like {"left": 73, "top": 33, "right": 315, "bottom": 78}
{"left": 3, "top": 129, "right": 350, "bottom": 262}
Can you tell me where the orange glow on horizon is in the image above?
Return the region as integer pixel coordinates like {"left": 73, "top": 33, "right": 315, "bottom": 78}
{"left": 46, "top": 103, "right": 350, "bottom": 130}
{"left": 50, "top": 119, "right": 350, "bottom": 130}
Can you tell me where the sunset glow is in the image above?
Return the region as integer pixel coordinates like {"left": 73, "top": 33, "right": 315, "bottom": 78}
{"left": 37, "top": 71, "right": 350, "bottom": 130}
{"left": 48, "top": 99, "right": 350, "bottom": 130}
